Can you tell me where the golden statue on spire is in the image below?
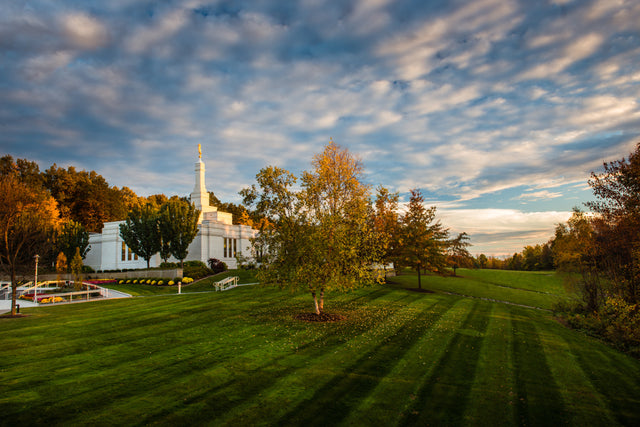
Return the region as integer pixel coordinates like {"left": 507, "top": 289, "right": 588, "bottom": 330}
{"left": 198, "top": 143, "right": 202, "bottom": 159}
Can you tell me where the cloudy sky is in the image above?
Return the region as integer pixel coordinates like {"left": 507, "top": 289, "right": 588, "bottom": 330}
{"left": 2, "top": 0, "right": 640, "bottom": 255}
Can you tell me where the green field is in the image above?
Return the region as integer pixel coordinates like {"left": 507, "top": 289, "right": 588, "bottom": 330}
{"left": 1, "top": 270, "right": 639, "bottom": 426}
{"left": 389, "top": 268, "right": 570, "bottom": 310}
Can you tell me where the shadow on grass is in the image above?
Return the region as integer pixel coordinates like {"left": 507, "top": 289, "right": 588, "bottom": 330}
{"left": 276, "top": 298, "right": 458, "bottom": 426}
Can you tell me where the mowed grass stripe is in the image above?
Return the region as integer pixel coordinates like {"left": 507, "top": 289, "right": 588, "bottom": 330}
{"left": 538, "top": 322, "right": 618, "bottom": 426}
{"left": 398, "top": 299, "right": 491, "bottom": 426}
{"left": 462, "top": 303, "right": 516, "bottom": 425}
{"left": 567, "top": 336, "right": 640, "bottom": 425}
{"left": 343, "top": 297, "right": 477, "bottom": 426}
{"left": 512, "top": 311, "right": 568, "bottom": 425}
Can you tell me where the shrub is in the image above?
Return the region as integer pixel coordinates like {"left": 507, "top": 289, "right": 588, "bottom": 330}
{"left": 159, "top": 262, "right": 179, "bottom": 269}
{"left": 563, "top": 296, "right": 640, "bottom": 357}
{"left": 207, "top": 258, "right": 227, "bottom": 274}
{"left": 168, "top": 280, "right": 175, "bottom": 286}
{"left": 119, "top": 280, "right": 125, "bottom": 284}
{"left": 158, "top": 280, "right": 164, "bottom": 285}
{"left": 82, "top": 265, "right": 95, "bottom": 273}
{"left": 133, "top": 279, "right": 138, "bottom": 284}
{"left": 151, "top": 280, "right": 157, "bottom": 285}
{"left": 182, "top": 277, "right": 194, "bottom": 284}
{"left": 184, "top": 261, "right": 213, "bottom": 280}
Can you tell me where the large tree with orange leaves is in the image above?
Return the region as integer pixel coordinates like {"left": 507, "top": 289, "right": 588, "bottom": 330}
{"left": 0, "top": 174, "right": 61, "bottom": 315}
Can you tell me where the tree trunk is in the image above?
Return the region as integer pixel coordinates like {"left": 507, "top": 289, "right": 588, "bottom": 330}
{"left": 319, "top": 288, "right": 324, "bottom": 312}
{"left": 312, "top": 291, "right": 320, "bottom": 315}
{"left": 417, "top": 267, "right": 422, "bottom": 289}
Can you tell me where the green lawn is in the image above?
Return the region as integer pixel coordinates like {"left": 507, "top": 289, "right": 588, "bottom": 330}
{"left": 101, "top": 269, "right": 258, "bottom": 296}
{"left": 1, "top": 271, "right": 638, "bottom": 426}
{"left": 389, "top": 268, "right": 572, "bottom": 310}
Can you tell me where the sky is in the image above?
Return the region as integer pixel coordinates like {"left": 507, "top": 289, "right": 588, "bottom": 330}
{"left": 2, "top": 0, "right": 640, "bottom": 256}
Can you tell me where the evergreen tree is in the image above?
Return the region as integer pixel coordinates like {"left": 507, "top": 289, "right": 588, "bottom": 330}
{"left": 398, "top": 189, "right": 449, "bottom": 289}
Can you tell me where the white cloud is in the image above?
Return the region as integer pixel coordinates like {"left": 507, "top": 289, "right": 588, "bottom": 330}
{"left": 520, "top": 33, "right": 604, "bottom": 80}
{"left": 515, "top": 190, "right": 563, "bottom": 201}
{"left": 60, "top": 13, "right": 109, "bottom": 50}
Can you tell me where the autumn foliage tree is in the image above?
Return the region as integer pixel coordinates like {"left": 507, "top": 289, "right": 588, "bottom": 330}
{"left": 372, "top": 186, "right": 400, "bottom": 279}
{"left": 0, "top": 174, "right": 61, "bottom": 315}
{"left": 553, "top": 209, "right": 602, "bottom": 311}
{"left": 243, "top": 141, "right": 381, "bottom": 316}
{"left": 586, "top": 142, "right": 640, "bottom": 303}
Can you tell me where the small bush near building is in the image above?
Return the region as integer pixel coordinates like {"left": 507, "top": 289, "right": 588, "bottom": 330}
{"left": 183, "top": 261, "right": 213, "bottom": 279}
{"left": 207, "top": 258, "right": 227, "bottom": 274}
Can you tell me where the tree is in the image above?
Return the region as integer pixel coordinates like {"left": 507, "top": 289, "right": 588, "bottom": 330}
{"left": 298, "top": 140, "right": 380, "bottom": 314}
{"left": 398, "top": 189, "right": 449, "bottom": 289}
{"left": 119, "top": 203, "right": 161, "bottom": 268}
{"left": 0, "top": 174, "right": 61, "bottom": 315}
{"left": 240, "top": 165, "right": 298, "bottom": 268}
{"left": 448, "top": 232, "right": 472, "bottom": 276}
{"left": 158, "top": 199, "right": 201, "bottom": 268}
{"left": 477, "top": 254, "right": 488, "bottom": 269}
{"left": 43, "top": 164, "right": 129, "bottom": 232}
{"left": 553, "top": 209, "right": 602, "bottom": 311}
{"left": 243, "top": 141, "right": 381, "bottom": 315}
{"left": 372, "top": 186, "right": 400, "bottom": 279}
{"left": 57, "top": 220, "right": 90, "bottom": 266}
{"left": 586, "top": 143, "right": 640, "bottom": 303}
{"left": 70, "top": 247, "right": 84, "bottom": 291}
{"left": 55, "top": 252, "right": 67, "bottom": 287}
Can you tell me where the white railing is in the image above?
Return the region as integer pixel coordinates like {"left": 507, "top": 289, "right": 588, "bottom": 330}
{"left": 19, "top": 280, "right": 62, "bottom": 295}
{"left": 214, "top": 276, "right": 239, "bottom": 291}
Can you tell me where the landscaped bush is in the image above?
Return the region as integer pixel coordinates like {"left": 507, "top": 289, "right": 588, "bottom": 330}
{"left": 207, "top": 258, "right": 227, "bottom": 274}
{"left": 159, "top": 262, "right": 179, "bottom": 269}
{"left": 182, "top": 277, "right": 194, "bottom": 284}
{"left": 183, "top": 261, "right": 213, "bottom": 280}
{"left": 168, "top": 280, "right": 175, "bottom": 286}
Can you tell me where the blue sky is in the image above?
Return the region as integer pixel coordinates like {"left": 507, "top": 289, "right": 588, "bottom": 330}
{"left": 2, "top": 0, "right": 639, "bottom": 256}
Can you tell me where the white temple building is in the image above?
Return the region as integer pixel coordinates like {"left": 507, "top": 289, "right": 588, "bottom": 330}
{"left": 84, "top": 149, "right": 256, "bottom": 271}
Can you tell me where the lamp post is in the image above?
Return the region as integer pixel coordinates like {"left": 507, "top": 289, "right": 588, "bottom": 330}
{"left": 34, "top": 254, "right": 40, "bottom": 304}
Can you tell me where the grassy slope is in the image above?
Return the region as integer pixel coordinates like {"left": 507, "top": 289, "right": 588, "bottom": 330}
{"left": 1, "top": 272, "right": 638, "bottom": 426}
{"left": 101, "top": 270, "right": 258, "bottom": 296}
{"left": 389, "top": 268, "right": 571, "bottom": 310}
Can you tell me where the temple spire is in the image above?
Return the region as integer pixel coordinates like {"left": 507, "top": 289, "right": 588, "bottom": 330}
{"left": 191, "top": 145, "right": 215, "bottom": 213}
